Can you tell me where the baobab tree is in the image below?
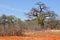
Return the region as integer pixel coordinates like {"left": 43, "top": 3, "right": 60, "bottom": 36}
{"left": 26, "top": 2, "right": 57, "bottom": 29}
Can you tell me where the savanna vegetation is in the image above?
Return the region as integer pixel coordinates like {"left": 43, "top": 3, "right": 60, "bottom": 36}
{"left": 0, "top": 2, "right": 60, "bottom": 36}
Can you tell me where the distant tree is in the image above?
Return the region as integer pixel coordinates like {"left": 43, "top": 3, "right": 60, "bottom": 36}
{"left": 1, "top": 14, "right": 7, "bottom": 29}
{"left": 15, "top": 18, "right": 22, "bottom": 24}
{"left": 7, "top": 15, "right": 16, "bottom": 23}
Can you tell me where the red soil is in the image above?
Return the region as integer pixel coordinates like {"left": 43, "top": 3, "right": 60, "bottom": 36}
{"left": 0, "top": 34, "right": 60, "bottom": 40}
{"left": 0, "top": 30, "right": 60, "bottom": 40}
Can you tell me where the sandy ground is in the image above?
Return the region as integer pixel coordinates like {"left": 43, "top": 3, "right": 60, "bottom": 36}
{"left": 0, "top": 30, "right": 60, "bottom": 40}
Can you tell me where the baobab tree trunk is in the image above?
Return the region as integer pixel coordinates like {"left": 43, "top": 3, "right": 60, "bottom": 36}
{"left": 41, "top": 19, "right": 44, "bottom": 29}
{"left": 39, "top": 11, "right": 45, "bottom": 30}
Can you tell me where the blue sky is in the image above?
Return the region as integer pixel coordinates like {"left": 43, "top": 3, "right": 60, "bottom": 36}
{"left": 0, "top": 0, "right": 60, "bottom": 20}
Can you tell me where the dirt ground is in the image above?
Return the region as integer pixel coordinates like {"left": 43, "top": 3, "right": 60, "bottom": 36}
{"left": 0, "top": 30, "right": 60, "bottom": 40}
